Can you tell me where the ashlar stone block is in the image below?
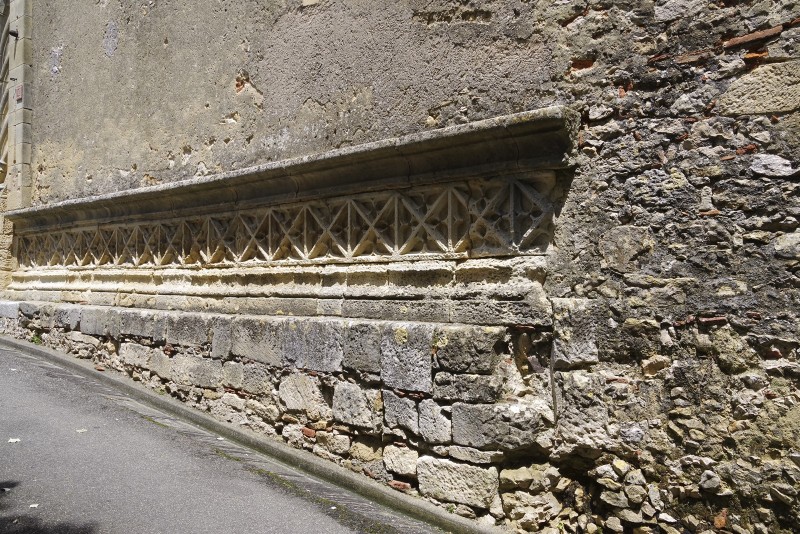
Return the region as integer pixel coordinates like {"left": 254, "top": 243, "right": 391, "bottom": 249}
{"left": 343, "top": 320, "right": 382, "bottom": 373}
{"left": 417, "top": 457, "right": 499, "bottom": 509}
{"left": 171, "top": 354, "right": 222, "bottom": 388}
{"left": 332, "top": 382, "right": 382, "bottom": 433}
{"left": 383, "top": 390, "right": 419, "bottom": 434}
{"left": 380, "top": 323, "right": 433, "bottom": 393}
{"left": 433, "top": 325, "right": 504, "bottom": 375}
{"left": 452, "top": 400, "right": 553, "bottom": 451}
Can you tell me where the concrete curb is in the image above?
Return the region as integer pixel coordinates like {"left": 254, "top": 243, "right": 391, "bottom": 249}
{"left": 0, "top": 335, "right": 501, "bottom": 534}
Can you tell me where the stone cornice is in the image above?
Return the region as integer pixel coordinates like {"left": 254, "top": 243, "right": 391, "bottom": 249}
{"left": 8, "top": 106, "right": 578, "bottom": 234}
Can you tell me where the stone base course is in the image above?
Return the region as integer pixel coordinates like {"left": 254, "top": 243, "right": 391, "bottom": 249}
{"left": 3, "top": 299, "right": 800, "bottom": 533}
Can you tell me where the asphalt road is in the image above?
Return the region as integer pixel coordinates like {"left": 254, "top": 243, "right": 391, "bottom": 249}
{"left": 0, "top": 345, "right": 440, "bottom": 534}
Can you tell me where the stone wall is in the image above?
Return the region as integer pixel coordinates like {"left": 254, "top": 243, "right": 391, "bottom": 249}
{"left": 2, "top": 1, "right": 799, "bottom": 533}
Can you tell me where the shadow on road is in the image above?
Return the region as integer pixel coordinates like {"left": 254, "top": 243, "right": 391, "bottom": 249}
{"left": 0, "top": 480, "right": 96, "bottom": 534}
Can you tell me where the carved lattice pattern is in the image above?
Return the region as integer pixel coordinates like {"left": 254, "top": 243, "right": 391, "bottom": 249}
{"left": 16, "top": 176, "right": 556, "bottom": 269}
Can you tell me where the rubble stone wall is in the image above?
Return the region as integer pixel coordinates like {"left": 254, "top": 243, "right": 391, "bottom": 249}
{"left": 3, "top": 1, "right": 800, "bottom": 533}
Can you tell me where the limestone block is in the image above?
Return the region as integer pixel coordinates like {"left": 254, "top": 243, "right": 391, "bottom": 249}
{"left": 68, "top": 331, "right": 100, "bottom": 348}
{"left": 417, "top": 457, "right": 498, "bottom": 508}
{"left": 241, "top": 362, "right": 271, "bottom": 395}
{"left": 343, "top": 320, "right": 382, "bottom": 373}
{"left": 119, "top": 343, "right": 152, "bottom": 368}
{"left": 18, "top": 301, "right": 40, "bottom": 318}
{"left": 433, "top": 372, "right": 502, "bottom": 403}
{"left": 418, "top": 399, "right": 451, "bottom": 444}
{"left": 551, "top": 371, "right": 614, "bottom": 460}
{"left": 80, "top": 307, "right": 120, "bottom": 338}
{"left": 171, "top": 354, "right": 222, "bottom": 388}
{"left": 450, "top": 298, "right": 552, "bottom": 326}
{"left": 551, "top": 298, "right": 600, "bottom": 371}
{"left": 54, "top": 305, "right": 80, "bottom": 330}
{"left": 383, "top": 390, "right": 419, "bottom": 434}
{"left": 381, "top": 323, "right": 433, "bottom": 393}
{"left": 0, "top": 301, "right": 19, "bottom": 319}
{"left": 719, "top": 61, "right": 800, "bottom": 115}
{"left": 118, "top": 308, "right": 157, "bottom": 338}
{"left": 349, "top": 440, "right": 383, "bottom": 462}
{"left": 500, "top": 466, "right": 534, "bottom": 490}
{"left": 150, "top": 351, "right": 171, "bottom": 380}
{"left": 332, "top": 382, "right": 382, "bottom": 432}
{"left": 166, "top": 314, "right": 210, "bottom": 347}
{"left": 775, "top": 232, "right": 800, "bottom": 259}
{"left": 433, "top": 325, "right": 504, "bottom": 374}
{"left": 452, "top": 400, "right": 553, "bottom": 451}
{"left": 210, "top": 315, "right": 233, "bottom": 359}
{"left": 222, "top": 361, "right": 244, "bottom": 389}
{"left": 443, "top": 445, "right": 503, "bottom": 464}
{"left": 278, "top": 373, "right": 332, "bottom": 421}
{"left": 283, "top": 318, "right": 344, "bottom": 372}
{"left": 383, "top": 445, "right": 418, "bottom": 477}
{"left": 231, "top": 316, "right": 282, "bottom": 367}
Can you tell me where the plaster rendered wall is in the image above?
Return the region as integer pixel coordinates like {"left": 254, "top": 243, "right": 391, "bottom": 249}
{"left": 5, "top": 1, "right": 800, "bottom": 534}
{"left": 31, "top": 0, "right": 561, "bottom": 204}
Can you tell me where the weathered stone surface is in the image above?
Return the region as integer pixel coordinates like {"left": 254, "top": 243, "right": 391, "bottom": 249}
{"left": 382, "top": 390, "right": 419, "bottom": 434}
{"left": 343, "top": 321, "right": 382, "bottom": 373}
{"left": 315, "top": 431, "right": 350, "bottom": 455}
{"left": 500, "top": 466, "right": 534, "bottom": 490}
{"left": 166, "top": 314, "right": 210, "bottom": 347}
{"left": 332, "top": 382, "right": 382, "bottom": 432}
{"left": 54, "top": 305, "right": 81, "bottom": 330}
{"left": 383, "top": 445, "right": 418, "bottom": 477}
{"left": 452, "top": 401, "right": 552, "bottom": 451}
{"left": 654, "top": 0, "right": 705, "bottom": 22}
{"left": 551, "top": 371, "right": 613, "bottom": 460}
{"left": 118, "top": 308, "right": 156, "bottom": 338}
{"left": 0, "top": 301, "right": 19, "bottom": 319}
{"left": 231, "top": 317, "right": 282, "bottom": 367}
{"left": 278, "top": 373, "right": 332, "bottom": 421}
{"left": 598, "top": 226, "right": 654, "bottom": 273}
{"left": 750, "top": 154, "right": 798, "bottom": 177}
{"left": 241, "top": 362, "right": 271, "bottom": 395}
{"left": 210, "top": 316, "right": 233, "bottom": 359}
{"left": 380, "top": 323, "right": 433, "bottom": 393}
{"left": 443, "top": 445, "right": 503, "bottom": 465}
{"left": 222, "top": 361, "right": 244, "bottom": 389}
{"left": 719, "top": 61, "right": 800, "bottom": 115}
{"left": 418, "top": 399, "right": 451, "bottom": 444}
{"left": 432, "top": 372, "right": 502, "bottom": 403}
{"left": 119, "top": 342, "right": 152, "bottom": 368}
{"left": 149, "top": 351, "right": 172, "bottom": 380}
{"left": 775, "top": 232, "right": 800, "bottom": 259}
{"left": 171, "top": 355, "right": 222, "bottom": 388}
{"left": 551, "top": 298, "right": 600, "bottom": 371}
{"left": 283, "top": 319, "right": 344, "bottom": 373}
{"left": 433, "top": 325, "right": 504, "bottom": 375}
{"left": 80, "top": 307, "right": 120, "bottom": 338}
{"left": 417, "top": 457, "right": 498, "bottom": 509}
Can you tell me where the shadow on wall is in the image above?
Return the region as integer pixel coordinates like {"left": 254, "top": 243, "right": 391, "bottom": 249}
{"left": 0, "top": 481, "right": 97, "bottom": 534}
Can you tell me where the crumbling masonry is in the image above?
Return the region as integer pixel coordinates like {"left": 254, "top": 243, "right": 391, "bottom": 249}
{"left": 0, "top": 1, "right": 798, "bottom": 533}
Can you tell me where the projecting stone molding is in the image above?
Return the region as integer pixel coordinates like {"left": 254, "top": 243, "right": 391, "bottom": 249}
{"left": 4, "top": 106, "right": 577, "bottom": 319}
